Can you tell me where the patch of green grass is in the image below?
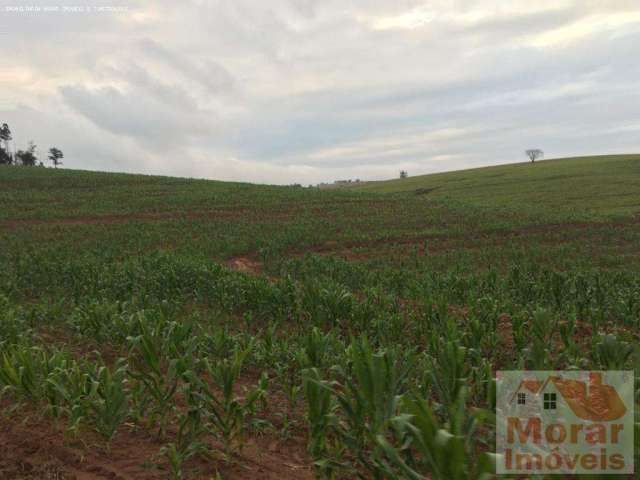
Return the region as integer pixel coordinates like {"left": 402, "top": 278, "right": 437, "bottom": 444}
{"left": 350, "top": 154, "right": 640, "bottom": 220}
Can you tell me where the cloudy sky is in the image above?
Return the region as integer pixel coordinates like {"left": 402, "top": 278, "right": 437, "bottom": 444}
{"left": 1, "top": 1, "right": 639, "bottom": 184}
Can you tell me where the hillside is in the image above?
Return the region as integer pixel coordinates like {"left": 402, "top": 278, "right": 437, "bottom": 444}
{"left": 351, "top": 154, "right": 640, "bottom": 220}
{"left": 2, "top": 156, "right": 640, "bottom": 274}
{"left": 0, "top": 157, "right": 639, "bottom": 478}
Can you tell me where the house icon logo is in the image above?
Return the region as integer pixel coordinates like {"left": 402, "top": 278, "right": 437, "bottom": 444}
{"left": 497, "top": 370, "right": 634, "bottom": 475}
{"left": 508, "top": 372, "right": 627, "bottom": 421}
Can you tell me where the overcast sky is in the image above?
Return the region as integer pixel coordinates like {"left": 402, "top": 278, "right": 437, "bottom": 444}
{"left": 1, "top": 1, "right": 639, "bottom": 184}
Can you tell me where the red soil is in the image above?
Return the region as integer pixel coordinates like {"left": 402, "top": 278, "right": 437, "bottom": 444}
{"left": 0, "top": 400, "right": 314, "bottom": 479}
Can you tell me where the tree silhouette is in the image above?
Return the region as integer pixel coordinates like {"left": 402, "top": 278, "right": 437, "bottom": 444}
{"left": 0, "top": 123, "right": 12, "bottom": 164}
{"left": 525, "top": 149, "right": 544, "bottom": 163}
{"left": 16, "top": 141, "right": 38, "bottom": 166}
{"left": 48, "top": 147, "right": 64, "bottom": 168}
{"left": 0, "top": 123, "right": 11, "bottom": 145}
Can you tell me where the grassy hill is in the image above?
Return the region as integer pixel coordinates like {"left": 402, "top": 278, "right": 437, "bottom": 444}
{"left": 351, "top": 154, "right": 640, "bottom": 220}
{"left": 1, "top": 154, "right": 639, "bottom": 274}
{"left": 2, "top": 155, "right": 640, "bottom": 273}
{"left": 0, "top": 156, "right": 639, "bottom": 478}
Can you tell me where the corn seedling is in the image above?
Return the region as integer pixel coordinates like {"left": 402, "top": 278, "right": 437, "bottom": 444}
{"left": 302, "top": 367, "right": 342, "bottom": 479}
{"left": 160, "top": 405, "right": 209, "bottom": 480}
{"left": 378, "top": 390, "right": 493, "bottom": 480}
{"left": 424, "top": 339, "right": 468, "bottom": 418}
{"left": 128, "top": 315, "right": 197, "bottom": 438}
{"left": 88, "top": 360, "right": 130, "bottom": 441}
{"left": 331, "top": 339, "right": 408, "bottom": 478}
{"left": 594, "top": 333, "right": 634, "bottom": 369}
{"left": 45, "top": 359, "right": 96, "bottom": 436}
{"left": 0, "top": 345, "right": 54, "bottom": 400}
{"left": 188, "top": 342, "right": 268, "bottom": 456}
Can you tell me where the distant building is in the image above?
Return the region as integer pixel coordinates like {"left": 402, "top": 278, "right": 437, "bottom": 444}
{"left": 317, "top": 179, "right": 361, "bottom": 189}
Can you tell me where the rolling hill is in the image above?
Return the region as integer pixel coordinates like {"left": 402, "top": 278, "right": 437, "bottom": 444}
{"left": 350, "top": 154, "right": 640, "bottom": 220}
{"left": 0, "top": 155, "right": 639, "bottom": 479}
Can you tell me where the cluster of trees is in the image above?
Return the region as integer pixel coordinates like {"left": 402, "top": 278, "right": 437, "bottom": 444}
{"left": 0, "top": 123, "right": 64, "bottom": 167}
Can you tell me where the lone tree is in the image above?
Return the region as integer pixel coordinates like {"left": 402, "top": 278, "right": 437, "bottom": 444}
{"left": 15, "top": 141, "right": 38, "bottom": 166}
{"left": 48, "top": 147, "right": 64, "bottom": 168}
{"left": 400, "top": 170, "right": 408, "bottom": 179}
{"left": 525, "top": 149, "right": 544, "bottom": 163}
{"left": 0, "top": 123, "right": 11, "bottom": 148}
{"left": 0, "top": 123, "right": 12, "bottom": 165}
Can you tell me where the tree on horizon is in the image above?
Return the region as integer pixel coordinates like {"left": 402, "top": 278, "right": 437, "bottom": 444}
{"left": 525, "top": 149, "right": 544, "bottom": 163}
{"left": 15, "top": 141, "right": 38, "bottom": 166}
{"left": 0, "top": 123, "right": 12, "bottom": 164}
{"left": 48, "top": 147, "right": 64, "bottom": 168}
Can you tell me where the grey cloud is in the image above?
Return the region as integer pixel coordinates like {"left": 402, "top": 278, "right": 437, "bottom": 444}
{"left": 99, "top": 63, "right": 201, "bottom": 111}
{"left": 59, "top": 84, "right": 216, "bottom": 147}
{"left": 1, "top": 0, "right": 639, "bottom": 183}
{"left": 137, "top": 39, "right": 236, "bottom": 95}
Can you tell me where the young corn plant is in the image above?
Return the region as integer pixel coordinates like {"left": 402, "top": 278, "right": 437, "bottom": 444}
{"left": 378, "top": 391, "right": 494, "bottom": 480}
{"left": 524, "top": 308, "right": 556, "bottom": 369}
{"left": 302, "top": 367, "right": 342, "bottom": 479}
{"left": 201, "top": 325, "right": 236, "bottom": 360}
{"left": 68, "top": 300, "right": 121, "bottom": 343}
{"left": 41, "top": 353, "right": 82, "bottom": 419}
{"left": 88, "top": 360, "right": 130, "bottom": 441}
{"left": 329, "top": 339, "right": 409, "bottom": 479}
{"left": 0, "top": 345, "right": 101, "bottom": 437}
{"left": 0, "top": 345, "right": 63, "bottom": 400}
{"left": 558, "top": 314, "right": 582, "bottom": 367}
{"left": 594, "top": 333, "right": 634, "bottom": 369}
{"left": 510, "top": 313, "right": 528, "bottom": 353}
{"left": 424, "top": 339, "right": 468, "bottom": 420}
{"left": 128, "top": 331, "right": 178, "bottom": 437}
{"left": 272, "top": 361, "right": 302, "bottom": 441}
{"left": 128, "top": 316, "right": 197, "bottom": 438}
{"left": 188, "top": 343, "right": 268, "bottom": 456}
{"left": 302, "top": 281, "right": 355, "bottom": 328}
{"left": 0, "top": 301, "right": 33, "bottom": 348}
{"left": 44, "top": 359, "right": 96, "bottom": 436}
{"left": 254, "top": 320, "right": 279, "bottom": 368}
{"left": 297, "top": 327, "right": 335, "bottom": 369}
{"left": 160, "top": 401, "right": 209, "bottom": 480}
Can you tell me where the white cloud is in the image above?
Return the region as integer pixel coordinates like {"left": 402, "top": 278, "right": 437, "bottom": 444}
{"left": 306, "top": 128, "right": 471, "bottom": 162}
{"left": 370, "top": 6, "right": 435, "bottom": 30}
{"left": 528, "top": 11, "right": 640, "bottom": 47}
{"left": 0, "top": 0, "right": 639, "bottom": 183}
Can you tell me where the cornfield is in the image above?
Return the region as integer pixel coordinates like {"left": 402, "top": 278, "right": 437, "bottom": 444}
{"left": 1, "top": 159, "right": 639, "bottom": 478}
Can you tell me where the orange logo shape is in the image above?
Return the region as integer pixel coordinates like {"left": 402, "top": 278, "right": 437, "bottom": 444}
{"left": 510, "top": 372, "right": 627, "bottom": 421}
